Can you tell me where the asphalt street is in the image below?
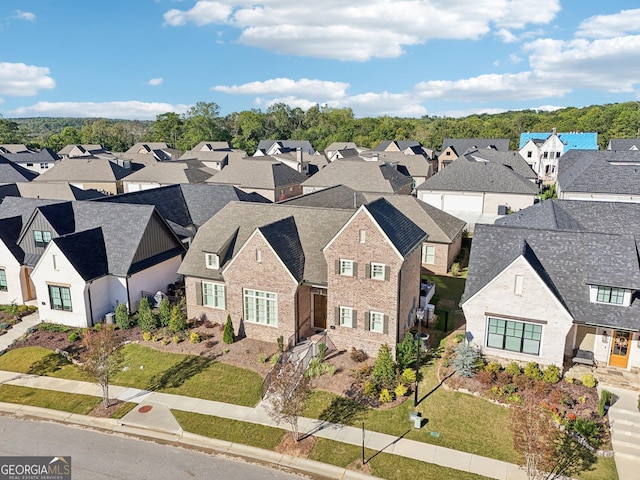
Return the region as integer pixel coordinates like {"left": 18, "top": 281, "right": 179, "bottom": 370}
{"left": 0, "top": 416, "right": 305, "bottom": 480}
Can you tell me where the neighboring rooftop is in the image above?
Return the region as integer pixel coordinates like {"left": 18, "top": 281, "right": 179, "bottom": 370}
{"left": 441, "top": 138, "right": 510, "bottom": 155}
{"left": 207, "top": 157, "right": 308, "bottom": 190}
{"left": 519, "top": 132, "right": 598, "bottom": 151}
{"left": 0, "top": 155, "right": 39, "bottom": 183}
{"left": 557, "top": 150, "right": 640, "bottom": 195}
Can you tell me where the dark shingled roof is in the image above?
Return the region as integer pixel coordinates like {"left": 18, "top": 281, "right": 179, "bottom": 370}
{"left": 54, "top": 228, "right": 108, "bottom": 281}
{"left": 302, "top": 160, "right": 412, "bottom": 193}
{"left": 373, "top": 140, "right": 422, "bottom": 151}
{"left": 0, "top": 155, "right": 39, "bottom": 183}
{"left": 364, "top": 198, "right": 427, "bottom": 257}
{"left": 557, "top": 150, "right": 640, "bottom": 195}
{"left": 278, "top": 185, "right": 367, "bottom": 209}
{"left": 463, "top": 223, "right": 640, "bottom": 331}
{"left": 608, "top": 139, "right": 640, "bottom": 151}
{"left": 441, "top": 138, "right": 510, "bottom": 154}
{"left": 259, "top": 216, "right": 305, "bottom": 282}
{"left": 467, "top": 149, "right": 537, "bottom": 180}
{"left": 256, "top": 140, "right": 315, "bottom": 155}
{"left": 417, "top": 155, "right": 539, "bottom": 194}
{"left": 0, "top": 215, "right": 25, "bottom": 262}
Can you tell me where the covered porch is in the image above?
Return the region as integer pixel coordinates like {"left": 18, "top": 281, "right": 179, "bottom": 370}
{"left": 569, "top": 324, "right": 640, "bottom": 374}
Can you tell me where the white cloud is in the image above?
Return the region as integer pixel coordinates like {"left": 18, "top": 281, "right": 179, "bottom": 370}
{"left": 0, "top": 63, "right": 55, "bottom": 96}
{"left": 147, "top": 78, "right": 163, "bottom": 86}
{"left": 495, "top": 28, "right": 517, "bottom": 43}
{"left": 13, "top": 10, "right": 36, "bottom": 22}
{"left": 163, "top": 1, "right": 232, "bottom": 26}
{"left": 8, "top": 101, "right": 191, "bottom": 120}
{"left": 212, "top": 78, "right": 349, "bottom": 99}
{"left": 576, "top": 8, "right": 640, "bottom": 39}
{"left": 163, "top": 0, "right": 561, "bottom": 61}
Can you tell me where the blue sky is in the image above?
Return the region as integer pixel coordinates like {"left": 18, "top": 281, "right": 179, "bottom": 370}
{"left": 1, "top": 1, "right": 639, "bottom": 120}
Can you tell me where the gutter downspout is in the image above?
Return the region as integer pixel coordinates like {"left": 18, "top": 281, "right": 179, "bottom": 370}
{"left": 87, "top": 281, "right": 94, "bottom": 327}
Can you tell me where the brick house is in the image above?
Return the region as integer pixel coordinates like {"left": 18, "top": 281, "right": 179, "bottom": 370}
{"left": 178, "top": 198, "right": 426, "bottom": 356}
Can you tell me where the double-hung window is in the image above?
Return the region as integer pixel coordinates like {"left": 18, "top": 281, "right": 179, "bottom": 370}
{"left": 422, "top": 245, "right": 435, "bottom": 265}
{"left": 205, "top": 253, "right": 219, "bottom": 270}
{"left": 0, "top": 269, "right": 7, "bottom": 291}
{"left": 203, "top": 282, "right": 225, "bottom": 309}
{"left": 486, "top": 317, "right": 541, "bottom": 355}
{"left": 369, "top": 311, "right": 384, "bottom": 333}
{"left": 339, "top": 306, "right": 353, "bottom": 328}
{"left": 49, "top": 285, "right": 72, "bottom": 311}
{"left": 339, "top": 259, "right": 354, "bottom": 276}
{"left": 244, "top": 289, "right": 277, "bottom": 326}
{"left": 370, "top": 262, "right": 385, "bottom": 280}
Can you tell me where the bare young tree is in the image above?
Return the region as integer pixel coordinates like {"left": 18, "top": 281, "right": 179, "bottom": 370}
{"left": 263, "top": 360, "right": 311, "bottom": 441}
{"left": 511, "top": 396, "right": 597, "bottom": 480}
{"left": 81, "top": 327, "right": 123, "bottom": 407}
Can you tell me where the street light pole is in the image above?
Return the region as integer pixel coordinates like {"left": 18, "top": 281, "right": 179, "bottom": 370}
{"left": 414, "top": 309, "right": 425, "bottom": 407}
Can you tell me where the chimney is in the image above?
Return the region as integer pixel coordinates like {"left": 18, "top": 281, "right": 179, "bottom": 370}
{"left": 296, "top": 147, "right": 302, "bottom": 163}
{"left": 372, "top": 153, "right": 379, "bottom": 162}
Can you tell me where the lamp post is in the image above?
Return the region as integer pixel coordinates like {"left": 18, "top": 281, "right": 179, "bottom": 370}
{"left": 414, "top": 309, "right": 425, "bottom": 407}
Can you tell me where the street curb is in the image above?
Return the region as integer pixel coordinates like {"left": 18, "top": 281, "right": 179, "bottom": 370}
{"left": 0, "top": 403, "right": 384, "bottom": 480}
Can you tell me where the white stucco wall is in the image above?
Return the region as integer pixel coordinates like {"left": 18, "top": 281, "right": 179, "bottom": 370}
{"left": 0, "top": 242, "right": 25, "bottom": 305}
{"left": 31, "top": 243, "right": 90, "bottom": 327}
{"left": 87, "top": 275, "right": 128, "bottom": 324}
{"left": 127, "top": 255, "right": 183, "bottom": 312}
{"left": 463, "top": 256, "right": 574, "bottom": 367}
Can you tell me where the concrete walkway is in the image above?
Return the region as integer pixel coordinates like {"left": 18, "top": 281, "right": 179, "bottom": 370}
{"left": 0, "top": 370, "right": 528, "bottom": 480}
{"left": 601, "top": 386, "right": 640, "bottom": 480}
{"left": 0, "top": 313, "right": 40, "bottom": 352}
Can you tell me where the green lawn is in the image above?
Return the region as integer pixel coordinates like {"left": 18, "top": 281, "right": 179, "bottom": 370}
{"left": 0, "top": 345, "right": 263, "bottom": 407}
{"left": 422, "top": 274, "right": 466, "bottom": 310}
{"left": 0, "top": 384, "right": 100, "bottom": 414}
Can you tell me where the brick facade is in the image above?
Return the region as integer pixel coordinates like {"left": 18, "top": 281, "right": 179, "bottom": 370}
{"left": 324, "top": 209, "right": 420, "bottom": 356}
{"left": 421, "top": 235, "right": 462, "bottom": 275}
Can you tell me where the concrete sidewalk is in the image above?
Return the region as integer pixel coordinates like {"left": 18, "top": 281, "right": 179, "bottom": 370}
{"left": 601, "top": 385, "right": 640, "bottom": 480}
{"left": 0, "top": 313, "right": 40, "bottom": 352}
{"left": 0, "top": 370, "right": 527, "bottom": 480}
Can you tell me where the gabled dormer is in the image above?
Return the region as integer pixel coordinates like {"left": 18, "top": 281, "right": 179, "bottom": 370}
{"left": 589, "top": 285, "right": 634, "bottom": 307}
{"left": 17, "top": 202, "right": 75, "bottom": 261}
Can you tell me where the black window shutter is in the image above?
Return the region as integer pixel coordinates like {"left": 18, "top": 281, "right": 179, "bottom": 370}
{"left": 353, "top": 310, "right": 358, "bottom": 329}
{"left": 334, "top": 306, "right": 339, "bottom": 325}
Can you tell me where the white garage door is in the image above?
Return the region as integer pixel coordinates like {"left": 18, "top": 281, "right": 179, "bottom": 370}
{"left": 443, "top": 193, "right": 483, "bottom": 212}
{"left": 126, "top": 183, "right": 141, "bottom": 193}
{"left": 419, "top": 192, "right": 443, "bottom": 209}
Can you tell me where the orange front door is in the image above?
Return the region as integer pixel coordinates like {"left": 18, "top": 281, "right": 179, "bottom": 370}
{"left": 609, "top": 330, "right": 631, "bottom": 368}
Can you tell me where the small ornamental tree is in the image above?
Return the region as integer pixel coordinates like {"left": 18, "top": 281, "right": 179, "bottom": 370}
{"left": 81, "top": 327, "right": 123, "bottom": 407}
{"left": 223, "top": 315, "right": 235, "bottom": 344}
{"left": 372, "top": 344, "right": 396, "bottom": 389}
{"left": 264, "top": 360, "right": 311, "bottom": 442}
{"left": 158, "top": 298, "right": 172, "bottom": 328}
{"left": 396, "top": 332, "right": 419, "bottom": 371}
{"left": 168, "top": 301, "right": 187, "bottom": 333}
{"left": 114, "top": 302, "right": 132, "bottom": 330}
{"left": 452, "top": 342, "right": 481, "bottom": 377}
{"left": 137, "top": 297, "right": 157, "bottom": 333}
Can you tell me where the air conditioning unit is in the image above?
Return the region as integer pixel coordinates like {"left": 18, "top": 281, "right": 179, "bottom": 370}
{"left": 497, "top": 205, "right": 508, "bottom": 215}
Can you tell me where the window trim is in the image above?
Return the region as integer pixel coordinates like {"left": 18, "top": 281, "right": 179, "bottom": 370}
{"left": 369, "top": 311, "right": 384, "bottom": 333}
{"left": 595, "top": 286, "right": 625, "bottom": 305}
{"left": 202, "top": 282, "right": 225, "bottom": 309}
{"left": 33, "top": 230, "right": 52, "bottom": 248}
{"left": 204, "top": 253, "right": 219, "bottom": 270}
{"left": 48, "top": 285, "right": 72, "bottom": 312}
{"left": 0, "top": 268, "right": 7, "bottom": 292}
{"left": 339, "top": 306, "right": 353, "bottom": 328}
{"left": 422, "top": 245, "right": 435, "bottom": 265}
{"left": 339, "top": 259, "right": 354, "bottom": 276}
{"left": 243, "top": 288, "right": 277, "bottom": 326}
{"left": 486, "top": 317, "right": 542, "bottom": 356}
{"left": 370, "top": 262, "right": 385, "bottom": 281}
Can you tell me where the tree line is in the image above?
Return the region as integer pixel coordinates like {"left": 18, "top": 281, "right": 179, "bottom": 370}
{"left": 2, "top": 101, "right": 639, "bottom": 155}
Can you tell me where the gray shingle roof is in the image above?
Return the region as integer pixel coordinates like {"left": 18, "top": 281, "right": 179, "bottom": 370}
{"left": 467, "top": 150, "right": 537, "bottom": 180}
{"left": 373, "top": 140, "right": 422, "bottom": 151}
{"left": 417, "top": 155, "right": 539, "bottom": 194}
{"left": 442, "top": 138, "right": 510, "bottom": 154}
{"left": 2, "top": 148, "right": 59, "bottom": 165}
{"left": 278, "top": 185, "right": 367, "bottom": 209}
{"left": 463, "top": 223, "right": 640, "bottom": 330}
{"left": 257, "top": 140, "right": 315, "bottom": 154}
{"left": 0, "top": 215, "right": 26, "bottom": 262}
{"left": 557, "top": 150, "right": 640, "bottom": 195}
{"left": 0, "top": 182, "right": 104, "bottom": 201}
{"left": 54, "top": 228, "right": 109, "bottom": 281}
{"left": 0, "top": 155, "right": 39, "bottom": 183}
{"left": 364, "top": 198, "right": 427, "bottom": 257}
{"left": 178, "top": 203, "right": 354, "bottom": 285}
{"left": 607, "top": 139, "right": 640, "bottom": 151}
{"left": 33, "top": 158, "right": 132, "bottom": 182}
{"left": 302, "top": 159, "right": 412, "bottom": 193}
{"left": 208, "top": 158, "right": 308, "bottom": 189}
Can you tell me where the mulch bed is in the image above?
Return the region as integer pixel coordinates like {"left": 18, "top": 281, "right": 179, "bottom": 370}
{"left": 275, "top": 432, "right": 316, "bottom": 457}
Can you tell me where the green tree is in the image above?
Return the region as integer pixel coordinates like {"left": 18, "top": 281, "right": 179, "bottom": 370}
{"left": 372, "top": 344, "right": 396, "bottom": 388}
{"left": 0, "top": 115, "right": 20, "bottom": 143}
{"left": 396, "top": 332, "right": 419, "bottom": 372}
{"left": 223, "top": 314, "right": 234, "bottom": 344}
{"left": 114, "top": 302, "right": 132, "bottom": 330}
{"left": 180, "top": 102, "right": 228, "bottom": 150}
{"left": 168, "top": 301, "right": 187, "bottom": 333}
{"left": 158, "top": 298, "right": 172, "bottom": 328}
{"left": 152, "top": 112, "right": 184, "bottom": 147}
{"left": 136, "top": 297, "right": 157, "bottom": 333}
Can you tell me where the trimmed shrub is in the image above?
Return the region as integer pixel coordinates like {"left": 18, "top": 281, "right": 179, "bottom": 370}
{"left": 598, "top": 390, "right": 612, "bottom": 417}
{"left": 379, "top": 388, "right": 393, "bottom": 404}
{"left": 572, "top": 418, "right": 601, "bottom": 447}
{"left": 68, "top": 331, "right": 80, "bottom": 342}
{"left": 452, "top": 343, "right": 481, "bottom": 377}
{"left": 396, "top": 332, "right": 419, "bottom": 371}
{"left": 394, "top": 383, "right": 408, "bottom": 397}
{"left": 523, "top": 362, "right": 543, "bottom": 381}
{"left": 223, "top": 315, "right": 235, "bottom": 344}
{"left": 485, "top": 361, "right": 501, "bottom": 374}
{"left": 168, "top": 303, "right": 187, "bottom": 333}
{"left": 505, "top": 362, "right": 522, "bottom": 377}
{"left": 542, "top": 364, "right": 561, "bottom": 384}
{"left": 581, "top": 373, "right": 597, "bottom": 388}
{"left": 137, "top": 297, "right": 157, "bottom": 333}
{"left": 189, "top": 332, "right": 201, "bottom": 344}
{"left": 372, "top": 344, "right": 396, "bottom": 388}
{"left": 158, "top": 298, "right": 172, "bottom": 328}
{"left": 114, "top": 303, "right": 132, "bottom": 330}
{"left": 363, "top": 381, "right": 377, "bottom": 398}
{"left": 401, "top": 368, "right": 417, "bottom": 386}
{"left": 142, "top": 331, "right": 152, "bottom": 341}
